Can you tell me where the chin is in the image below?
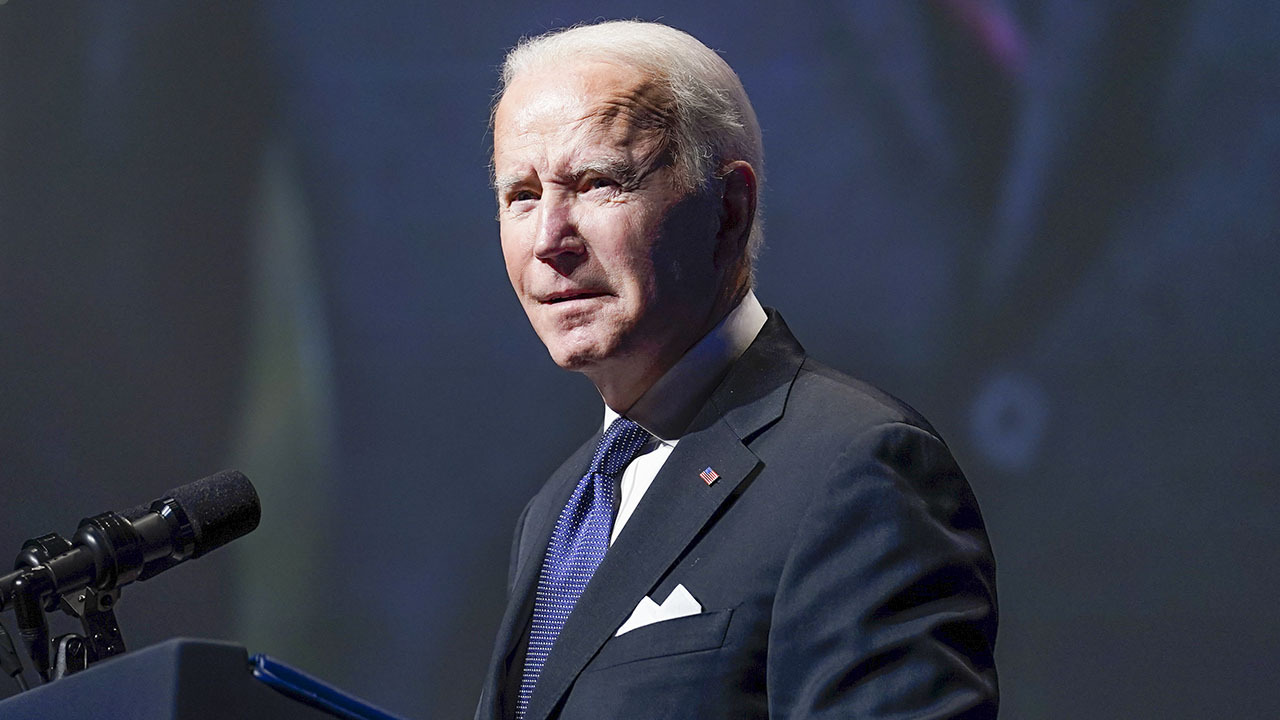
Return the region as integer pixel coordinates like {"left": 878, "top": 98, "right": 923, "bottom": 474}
{"left": 540, "top": 329, "right": 623, "bottom": 373}
{"left": 545, "top": 340, "right": 606, "bottom": 372}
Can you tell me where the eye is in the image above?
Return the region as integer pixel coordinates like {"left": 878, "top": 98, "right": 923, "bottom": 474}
{"left": 584, "top": 176, "right": 619, "bottom": 193}
{"left": 504, "top": 188, "right": 539, "bottom": 208}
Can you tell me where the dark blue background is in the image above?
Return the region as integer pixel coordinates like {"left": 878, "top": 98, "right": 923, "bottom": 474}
{"left": 2, "top": 2, "right": 1277, "bottom": 717}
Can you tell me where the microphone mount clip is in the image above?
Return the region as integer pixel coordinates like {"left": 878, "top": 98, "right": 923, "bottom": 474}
{"left": 8, "top": 519, "right": 134, "bottom": 683}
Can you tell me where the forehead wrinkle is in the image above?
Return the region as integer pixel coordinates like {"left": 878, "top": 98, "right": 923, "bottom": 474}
{"left": 534, "top": 114, "right": 667, "bottom": 188}
{"left": 593, "top": 79, "right": 675, "bottom": 132}
{"left": 572, "top": 90, "right": 674, "bottom": 178}
{"left": 494, "top": 67, "right": 676, "bottom": 192}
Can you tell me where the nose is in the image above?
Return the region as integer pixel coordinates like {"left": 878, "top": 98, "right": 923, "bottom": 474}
{"left": 532, "top": 191, "right": 586, "bottom": 274}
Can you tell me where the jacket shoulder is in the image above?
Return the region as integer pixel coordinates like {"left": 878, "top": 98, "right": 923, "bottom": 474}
{"left": 787, "top": 358, "right": 944, "bottom": 441}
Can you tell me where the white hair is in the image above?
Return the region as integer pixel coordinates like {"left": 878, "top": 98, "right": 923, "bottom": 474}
{"left": 497, "top": 20, "right": 766, "bottom": 278}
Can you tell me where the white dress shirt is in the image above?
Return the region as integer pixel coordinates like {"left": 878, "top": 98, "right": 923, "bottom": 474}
{"left": 603, "top": 292, "right": 768, "bottom": 545}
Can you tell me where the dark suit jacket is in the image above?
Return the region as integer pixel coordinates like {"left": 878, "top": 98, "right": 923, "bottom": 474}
{"left": 476, "top": 313, "right": 998, "bottom": 719}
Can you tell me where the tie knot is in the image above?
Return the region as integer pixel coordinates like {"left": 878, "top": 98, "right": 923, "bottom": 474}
{"left": 587, "top": 417, "right": 651, "bottom": 478}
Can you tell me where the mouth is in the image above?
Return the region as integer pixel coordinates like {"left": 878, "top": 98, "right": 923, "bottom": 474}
{"left": 541, "top": 290, "right": 609, "bottom": 304}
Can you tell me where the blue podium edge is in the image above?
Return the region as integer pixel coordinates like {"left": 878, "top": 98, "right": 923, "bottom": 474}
{"left": 250, "top": 652, "right": 411, "bottom": 720}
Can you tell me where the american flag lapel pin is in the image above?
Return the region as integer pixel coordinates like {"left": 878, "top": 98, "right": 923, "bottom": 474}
{"left": 699, "top": 466, "right": 719, "bottom": 485}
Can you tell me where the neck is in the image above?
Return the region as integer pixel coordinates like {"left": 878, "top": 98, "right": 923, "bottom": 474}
{"left": 588, "top": 283, "right": 749, "bottom": 413}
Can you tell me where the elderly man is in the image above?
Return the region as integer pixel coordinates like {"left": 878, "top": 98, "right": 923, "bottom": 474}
{"left": 477, "top": 20, "right": 997, "bottom": 720}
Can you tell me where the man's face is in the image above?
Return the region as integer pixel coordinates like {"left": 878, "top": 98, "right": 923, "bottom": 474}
{"left": 493, "top": 60, "right": 725, "bottom": 386}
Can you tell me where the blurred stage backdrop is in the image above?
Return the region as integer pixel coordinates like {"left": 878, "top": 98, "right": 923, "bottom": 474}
{"left": 2, "top": 1, "right": 1277, "bottom": 718}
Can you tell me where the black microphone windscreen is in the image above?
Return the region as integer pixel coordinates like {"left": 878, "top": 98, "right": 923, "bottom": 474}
{"left": 165, "top": 470, "right": 261, "bottom": 557}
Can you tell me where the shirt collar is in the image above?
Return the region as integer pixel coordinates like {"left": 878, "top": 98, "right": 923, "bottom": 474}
{"left": 603, "top": 291, "right": 768, "bottom": 443}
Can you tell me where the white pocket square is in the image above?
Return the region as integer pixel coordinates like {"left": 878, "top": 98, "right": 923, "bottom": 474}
{"left": 615, "top": 583, "right": 702, "bottom": 636}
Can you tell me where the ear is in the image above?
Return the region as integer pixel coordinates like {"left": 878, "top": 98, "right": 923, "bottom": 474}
{"left": 713, "top": 160, "right": 758, "bottom": 271}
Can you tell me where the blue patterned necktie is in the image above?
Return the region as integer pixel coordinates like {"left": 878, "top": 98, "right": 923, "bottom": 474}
{"left": 516, "top": 417, "right": 651, "bottom": 719}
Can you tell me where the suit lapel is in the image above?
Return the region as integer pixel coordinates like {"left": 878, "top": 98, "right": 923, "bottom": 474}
{"left": 513, "top": 435, "right": 601, "bottom": 598}
{"left": 479, "top": 434, "right": 599, "bottom": 719}
{"left": 524, "top": 312, "right": 805, "bottom": 720}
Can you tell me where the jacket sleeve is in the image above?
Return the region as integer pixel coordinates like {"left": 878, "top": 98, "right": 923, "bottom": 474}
{"left": 767, "top": 421, "right": 999, "bottom": 719}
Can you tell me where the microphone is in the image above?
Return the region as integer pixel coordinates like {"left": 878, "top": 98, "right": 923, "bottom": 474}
{"left": 0, "top": 470, "right": 259, "bottom": 681}
{"left": 0, "top": 470, "right": 260, "bottom": 612}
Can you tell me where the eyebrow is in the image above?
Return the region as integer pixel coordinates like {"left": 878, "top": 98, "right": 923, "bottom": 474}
{"left": 493, "top": 175, "right": 521, "bottom": 196}
{"left": 574, "top": 158, "right": 639, "bottom": 186}
{"left": 493, "top": 157, "right": 642, "bottom": 197}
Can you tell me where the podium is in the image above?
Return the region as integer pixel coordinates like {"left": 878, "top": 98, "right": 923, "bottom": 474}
{"left": 0, "top": 638, "right": 398, "bottom": 720}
